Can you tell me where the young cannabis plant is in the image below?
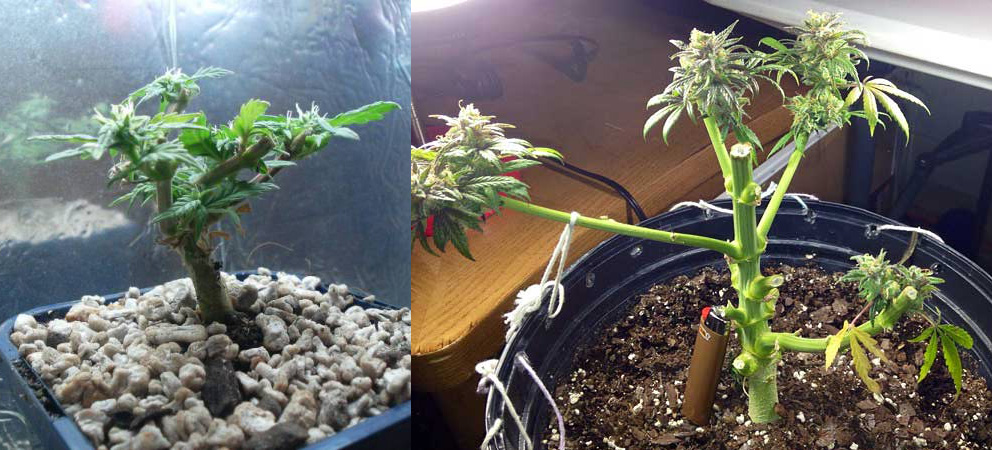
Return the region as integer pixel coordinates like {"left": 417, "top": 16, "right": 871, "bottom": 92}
{"left": 413, "top": 11, "right": 942, "bottom": 424}
{"left": 34, "top": 67, "right": 399, "bottom": 324}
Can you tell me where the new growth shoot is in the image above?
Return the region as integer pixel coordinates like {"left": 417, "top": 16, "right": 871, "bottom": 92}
{"left": 411, "top": 11, "right": 973, "bottom": 426}
{"left": 35, "top": 67, "right": 399, "bottom": 324}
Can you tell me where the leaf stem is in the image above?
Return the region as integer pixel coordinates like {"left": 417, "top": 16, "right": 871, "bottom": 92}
{"left": 757, "top": 133, "right": 808, "bottom": 239}
{"left": 500, "top": 197, "right": 742, "bottom": 258}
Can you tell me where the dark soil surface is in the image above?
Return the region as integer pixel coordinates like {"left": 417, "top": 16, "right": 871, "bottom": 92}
{"left": 543, "top": 264, "right": 992, "bottom": 449}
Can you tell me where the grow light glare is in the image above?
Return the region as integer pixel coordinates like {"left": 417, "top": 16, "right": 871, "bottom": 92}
{"left": 412, "top": 0, "right": 471, "bottom": 13}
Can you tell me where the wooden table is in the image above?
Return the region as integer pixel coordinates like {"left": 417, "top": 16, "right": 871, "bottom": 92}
{"left": 411, "top": 1, "right": 845, "bottom": 447}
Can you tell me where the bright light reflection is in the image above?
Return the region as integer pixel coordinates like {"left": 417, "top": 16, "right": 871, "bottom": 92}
{"left": 412, "top": 0, "right": 471, "bottom": 13}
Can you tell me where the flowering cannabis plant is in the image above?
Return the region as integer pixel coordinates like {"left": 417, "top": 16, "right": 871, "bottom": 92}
{"left": 411, "top": 103, "right": 561, "bottom": 259}
{"left": 412, "top": 11, "right": 972, "bottom": 423}
{"left": 34, "top": 67, "right": 399, "bottom": 323}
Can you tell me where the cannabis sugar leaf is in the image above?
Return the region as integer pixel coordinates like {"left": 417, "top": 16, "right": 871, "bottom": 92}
{"left": 411, "top": 103, "right": 561, "bottom": 259}
{"left": 909, "top": 322, "right": 974, "bottom": 396}
{"left": 645, "top": 21, "right": 771, "bottom": 147}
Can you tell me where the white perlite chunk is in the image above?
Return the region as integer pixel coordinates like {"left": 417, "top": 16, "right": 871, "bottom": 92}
{"left": 15, "top": 269, "right": 411, "bottom": 449}
{"left": 145, "top": 325, "right": 207, "bottom": 345}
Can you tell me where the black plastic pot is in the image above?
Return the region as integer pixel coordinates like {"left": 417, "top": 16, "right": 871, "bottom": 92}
{"left": 0, "top": 272, "right": 411, "bottom": 450}
{"left": 484, "top": 199, "right": 992, "bottom": 449}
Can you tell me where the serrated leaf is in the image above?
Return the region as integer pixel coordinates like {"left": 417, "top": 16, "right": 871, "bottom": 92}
{"left": 734, "top": 123, "right": 762, "bottom": 150}
{"left": 232, "top": 99, "right": 270, "bottom": 140}
{"left": 759, "top": 37, "right": 788, "bottom": 53}
{"left": 644, "top": 104, "right": 678, "bottom": 140}
{"left": 870, "top": 88, "right": 909, "bottom": 139}
{"left": 939, "top": 324, "right": 974, "bottom": 349}
{"left": 907, "top": 326, "right": 934, "bottom": 343}
{"left": 850, "top": 332, "right": 881, "bottom": 393}
{"left": 317, "top": 118, "right": 361, "bottom": 141}
{"left": 327, "top": 101, "right": 401, "bottom": 127}
{"left": 941, "top": 333, "right": 963, "bottom": 395}
{"left": 868, "top": 81, "right": 930, "bottom": 115}
{"left": 662, "top": 106, "right": 684, "bottom": 145}
{"left": 851, "top": 327, "right": 889, "bottom": 364}
{"left": 844, "top": 85, "right": 863, "bottom": 108}
{"left": 863, "top": 88, "right": 879, "bottom": 136}
{"left": 918, "top": 332, "right": 939, "bottom": 383}
{"left": 28, "top": 134, "right": 97, "bottom": 143}
{"left": 190, "top": 67, "right": 233, "bottom": 80}
{"left": 824, "top": 323, "right": 849, "bottom": 369}
{"left": 768, "top": 130, "right": 793, "bottom": 156}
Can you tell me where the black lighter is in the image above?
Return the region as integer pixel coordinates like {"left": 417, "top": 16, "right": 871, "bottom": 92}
{"left": 682, "top": 305, "right": 729, "bottom": 425}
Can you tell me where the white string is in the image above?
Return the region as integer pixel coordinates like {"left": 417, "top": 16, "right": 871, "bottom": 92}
{"left": 874, "top": 224, "right": 945, "bottom": 244}
{"left": 477, "top": 359, "right": 531, "bottom": 450}
{"left": 669, "top": 200, "right": 734, "bottom": 215}
{"left": 480, "top": 418, "right": 503, "bottom": 449}
{"left": 515, "top": 354, "right": 566, "bottom": 450}
{"left": 541, "top": 212, "right": 578, "bottom": 318}
{"left": 504, "top": 282, "right": 553, "bottom": 341}
{"left": 761, "top": 181, "right": 819, "bottom": 215}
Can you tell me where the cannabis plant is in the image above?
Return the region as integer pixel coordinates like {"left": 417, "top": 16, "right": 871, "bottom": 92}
{"left": 412, "top": 12, "right": 973, "bottom": 424}
{"left": 34, "top": 67, "right": 399, "bottom": 324}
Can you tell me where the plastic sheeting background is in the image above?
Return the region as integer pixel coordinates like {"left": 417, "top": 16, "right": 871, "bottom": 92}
{"left": 0, "top": 1, "right": 409, "bottom": 444}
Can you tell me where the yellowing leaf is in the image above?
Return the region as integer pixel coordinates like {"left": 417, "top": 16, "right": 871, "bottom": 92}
{"left": 851, "top": 327, "right": 890, "bottom": 364}
{"left": 850, "top": 332, "right": 881, "bottom": 393}
{"left": 824, "top": 321, "right": 849, "bottom": 369}
{"left": 870, "top": 87, "right": 909, "bottom": 139}
{"left": 863, "top": 88, "right": 879, "bottom": 136}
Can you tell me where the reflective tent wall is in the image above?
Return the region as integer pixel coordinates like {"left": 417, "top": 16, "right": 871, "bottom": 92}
{"left": 0, "top": 0, "right": 412, "bottom": 318}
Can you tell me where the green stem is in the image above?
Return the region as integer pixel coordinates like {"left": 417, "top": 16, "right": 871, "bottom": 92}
{"left": 195, "top": 137, "right": 274, "bottom": 187}
{"left": 761, "top": 287, "right": 920, "bottom": 352}
{"left": 726, "top": 143, "right": 779, "bottom": 423}
{"left": 180, "top": 237, "right": 234, "bottom": 324}
{"left": 757, "top": 134, "right": 808, "bottom": 239}
{"left": 703, "top": 116, "right": 733, "bottom": 181}
{"left": 500, "top": 197, "right": 742, "bottom": 259}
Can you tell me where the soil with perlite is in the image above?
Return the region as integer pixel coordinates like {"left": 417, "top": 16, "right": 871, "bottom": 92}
{"left": 542, "top": 265, "right": 992, "bottom": 449}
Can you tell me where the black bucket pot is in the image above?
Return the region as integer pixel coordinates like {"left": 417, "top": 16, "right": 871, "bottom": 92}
{"left": 0, "top": 272, "right": 411, "bottom": 450}
{"left": 484, "top": 199, "right": 992, "bottom": 449}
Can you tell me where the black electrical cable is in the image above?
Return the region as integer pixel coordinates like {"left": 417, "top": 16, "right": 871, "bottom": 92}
{"left": 542, "top": 158, "right": 648, "bottom": 223}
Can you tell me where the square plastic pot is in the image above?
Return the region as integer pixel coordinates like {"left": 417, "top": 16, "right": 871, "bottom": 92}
{"left": 0, "top": 272, "right": 410, "bottom": 450}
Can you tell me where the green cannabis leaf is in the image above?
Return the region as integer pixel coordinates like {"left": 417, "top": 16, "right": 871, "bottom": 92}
{"left": 410, "top": 103, "right": 562, "bottom": 259}
{"left": 912, "top": 321, "right": 973, "bottom": 395}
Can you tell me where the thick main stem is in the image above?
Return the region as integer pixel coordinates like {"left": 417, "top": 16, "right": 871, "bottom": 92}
{"left": 727, "top": 143, "right": 779, "bottom": 423}
{"left": 179, "top": 237, "right": 234, "bottom": 324}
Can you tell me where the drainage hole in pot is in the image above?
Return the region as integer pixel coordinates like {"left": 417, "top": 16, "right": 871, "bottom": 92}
{"left": 585, "top": 272, "right": 595, "bottom": 288}
{"left": 930, "top": 262, "right": 943, "bottom": 274}
{"left": 629, "top": 245, "right": 643, "bottom": 258}
{"left": 865, "top": 223, "right": 880, "bottom": 239}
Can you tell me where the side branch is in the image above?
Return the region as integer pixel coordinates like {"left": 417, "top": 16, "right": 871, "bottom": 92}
{"left": 760, "top": 286, "right": 919, "bottom": 353}
{"left": 196, "top": 137, "right": 274, "bottom": 187}
{"left": 501, "top": 197, "right": 742, "bottom": 258}
{"left": 757, "top": 134, "right": 808, "bottom": 239}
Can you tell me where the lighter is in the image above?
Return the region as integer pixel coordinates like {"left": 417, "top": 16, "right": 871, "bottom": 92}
{"left": 681, "top": 305, "right": 729, "bottom": 425}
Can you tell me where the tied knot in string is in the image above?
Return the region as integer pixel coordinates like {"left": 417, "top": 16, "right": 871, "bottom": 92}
{"left": 541, "top": 212, "right": 579, "bottom": 319}
{"left": 503, "top": 212, "right": 579, "bottom": 340}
